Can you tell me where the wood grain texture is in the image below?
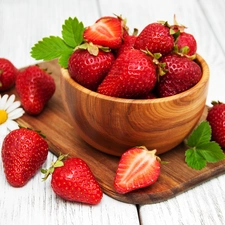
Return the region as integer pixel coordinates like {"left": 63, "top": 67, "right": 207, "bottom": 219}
{"left": 60, "top": 55, "right": 209, "bottom": 156}
{"left": 8, "top": 60, "right": 224, "bottom": 205}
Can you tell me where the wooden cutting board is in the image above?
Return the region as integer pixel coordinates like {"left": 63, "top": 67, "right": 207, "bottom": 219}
{"left": 7, "top": 60, "right": 225, "bottom": 205}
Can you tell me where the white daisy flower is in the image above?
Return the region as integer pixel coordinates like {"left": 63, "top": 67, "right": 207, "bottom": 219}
{"left": 0, "top": 94, "right": 25, "bottom": 149}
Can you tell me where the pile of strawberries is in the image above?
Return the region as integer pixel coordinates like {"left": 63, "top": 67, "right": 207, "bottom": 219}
{"left": 68, "top": 15, "right": 202, "bottom": 98}
{"left": 1, "top": 15, "right": 225, "bottom": 206}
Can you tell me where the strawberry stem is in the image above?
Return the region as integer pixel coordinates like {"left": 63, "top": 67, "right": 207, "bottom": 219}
{"left": 41, "top": 154, "right": 68, "bottom": 181}
{"left": 18, "top": 125, "right": 47, "bottom": 138}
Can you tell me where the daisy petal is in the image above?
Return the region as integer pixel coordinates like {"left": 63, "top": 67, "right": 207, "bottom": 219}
{"left": 6, "top": 101, "right": 21, "bottom": 113}
{"left": 5, "top": 120, "right": 20, "bottom": 132}
{"left": 0, "top": 94, "right": 24, "bottom": 136}
{"left": 0, "top": 94, "right": 9, "bottom": 109}
{"left": 0, "top": 123, "right": 9, "bottom": 136}
{"left": 8, "top": 108, "right": 25, "bottom": 120}
{"left": 5, "top": 94, "right": 16, "bottom": 110}
{"left": 0, "top": 134, "right": 7, "bottom": 150}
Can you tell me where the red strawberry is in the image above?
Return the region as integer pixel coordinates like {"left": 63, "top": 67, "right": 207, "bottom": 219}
{"left": 1, "top": 128, "right": 49, "bottom": 187}
{"left": 68, "top": 47, "right": 115, "bottom": 91}
{"left": 157, "top": 54, "right": 202, "bottom": 97}
{"left": 16, "top": 65, "right": 56, "bottom": 115}
{"left": 0, "top": 58, "right": 18, "bottom": 91}
{"left": 42, "top": 155, "right": 103, "bottom": 205}
{"left": 83, "top": 16, "right": 123, "bottom": 49}
{"left": 116, "top": 34, "right": 137, "bottom": 57}
{"left": 114, "top": 146, "right": 161, "bottom": 194}
{"left": 97, "top": 49, "right": 157, "bottom": 98}
{"left": 140, "top": 92, "right": 157, "bottom": 99}
{"left": 170, "top": 16, "right": 197, "bottom": 56}
{"left": 206, "top": 101, "right": 225, "bottom": 148}
{"left": 175, "top": 32, "right": 197, "bottom": 56}
{"left": 134, "top": 22, "right": 174, "bottom": 55}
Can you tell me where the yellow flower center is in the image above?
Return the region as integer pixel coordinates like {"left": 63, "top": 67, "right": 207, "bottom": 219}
{"left": 0, "top": 109, "right": 8, "bottom": 124}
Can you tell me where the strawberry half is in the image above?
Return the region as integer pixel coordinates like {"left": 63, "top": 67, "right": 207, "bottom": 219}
{"left": 83, "top": 16, "right": 123, "bottom": 49}
{"left": 114, "top": 146, "right": 161, "bottom": 194}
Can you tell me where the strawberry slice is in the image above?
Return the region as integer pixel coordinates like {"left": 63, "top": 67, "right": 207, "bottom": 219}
{"left": 114, "top": 146, "right": 161, "bottom": 194}
{"left": 83, "top": 16, "right": 123, "bottom": 49}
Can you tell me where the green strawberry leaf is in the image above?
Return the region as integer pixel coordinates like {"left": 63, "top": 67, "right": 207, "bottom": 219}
{"left": 185, "top": 148, "right": 206, "bottom": 170}
{"left": 30, "top": 17, "right": 85, "bottom": 68}
{"left": 185, "top": 121, "right": 225, "bottom": 170}
{"left": 58, "top": 48, "right": 74, "bottom": 68}
{"left": 31, "top": 36, "right": 71, "bottom": 60}
{"left": 186, "top": 121, "right": 211, "bottom": 147}
{"left": 197, "top": 142, "right": 225, "bottom": 163}
{"left": 62, "top": 17, "right": 84, "bottom": 48}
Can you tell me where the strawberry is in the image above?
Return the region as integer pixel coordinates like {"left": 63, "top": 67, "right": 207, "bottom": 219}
{"left": 97, "top": 49, "right": 157, "bottom": 98}
{"left": 175, "top": 32, "right": 197, "bottom": 56}
{"left": 206, "top": 101, "right": 225, "bottom": 148}
{"left": 0, "top": 58, "right": 18, "bottom": 91}
{"left": 42, "top": 155, "right": 103, "bottom": 205}
{"left": 157, "top": 54, "right": 202, "bottom": 97}
{"left": 114, "top": 146, "right": 161, "bottom": 194}
{"left": 68, "top": 47, "right": 115, "bottom": 91}
{"left": 134, "top": 22, "right": 174, "bottom": 55}
{"left": 83, "top": 16, "right": 123, "bottom": 49}
{"left": 16, "top": 65, "right": 56, "bottom": 115}
{"left": 170, "top": 16, "right": 197, "bottom": 56}
{"left": 115, "top": 34, "right": 137, "bottom": 57}
{"left": 1, "top": 128, "right": 49, "bottom": 187}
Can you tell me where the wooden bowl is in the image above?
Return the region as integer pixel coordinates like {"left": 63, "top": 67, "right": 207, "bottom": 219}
{"left": 60, "top": 54, "right": 209, "bottom": 156}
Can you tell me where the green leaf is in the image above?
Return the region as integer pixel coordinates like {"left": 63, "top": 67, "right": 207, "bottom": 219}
{"left": 187, "top": 121, "right": 211, "bottom": 147}
{"left": 31, "top": 16, "right": 85, "bottom": 68}
{"left": 185, "top": 121, "right": 225, "bottom": 170}
{"left": 185, "top": 148, "right": 206, "bottom": 170}
{"left": 62, "top": 17, "right": 84, "bottom": 48}
{"left": 31, "top": 36, "right": 72, "bottom": 60}
{"left": 197, "top": 142, "right": 225, "bottom": 163}
{"left": 58, "top": 48, "right": 74, "bottom": 68}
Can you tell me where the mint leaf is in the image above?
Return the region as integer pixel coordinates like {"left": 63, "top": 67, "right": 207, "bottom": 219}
{"left": 187, "top": 121, "right": 211, "bottom": 147}
{"left": 185, "top": 121, "right": 225, "bottom": 170}
{"left": 31, "top": 16, "right": 85, "bottom": 68}
{"left": 62, "top": 17, "right": 84, "bottom": 48}
{"left": 185, "top": 148, "right": 206, "bottom": 170}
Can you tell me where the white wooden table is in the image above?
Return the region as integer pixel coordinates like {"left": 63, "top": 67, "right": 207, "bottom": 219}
{"left": 1, "top": 0, "right": 225, "bottom": 224}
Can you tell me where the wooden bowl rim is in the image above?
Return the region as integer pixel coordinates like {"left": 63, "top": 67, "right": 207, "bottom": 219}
{"left": 61, "top": 54, "right": 209, "bottom": 104}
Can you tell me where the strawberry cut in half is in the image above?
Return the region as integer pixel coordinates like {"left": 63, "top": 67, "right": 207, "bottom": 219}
{"left": 114, "top": 146, "right": 161, "bottom": 194}
{"left": 83, "top": 16, "right": 123, "bottom": 49}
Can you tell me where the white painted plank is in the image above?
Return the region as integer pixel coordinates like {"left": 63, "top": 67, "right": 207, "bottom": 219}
{"left": 0, "top": 153, "right": 140, "bottom": 225}
{"left": 198, "top": 0, "right": 225, "bottom": 54}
